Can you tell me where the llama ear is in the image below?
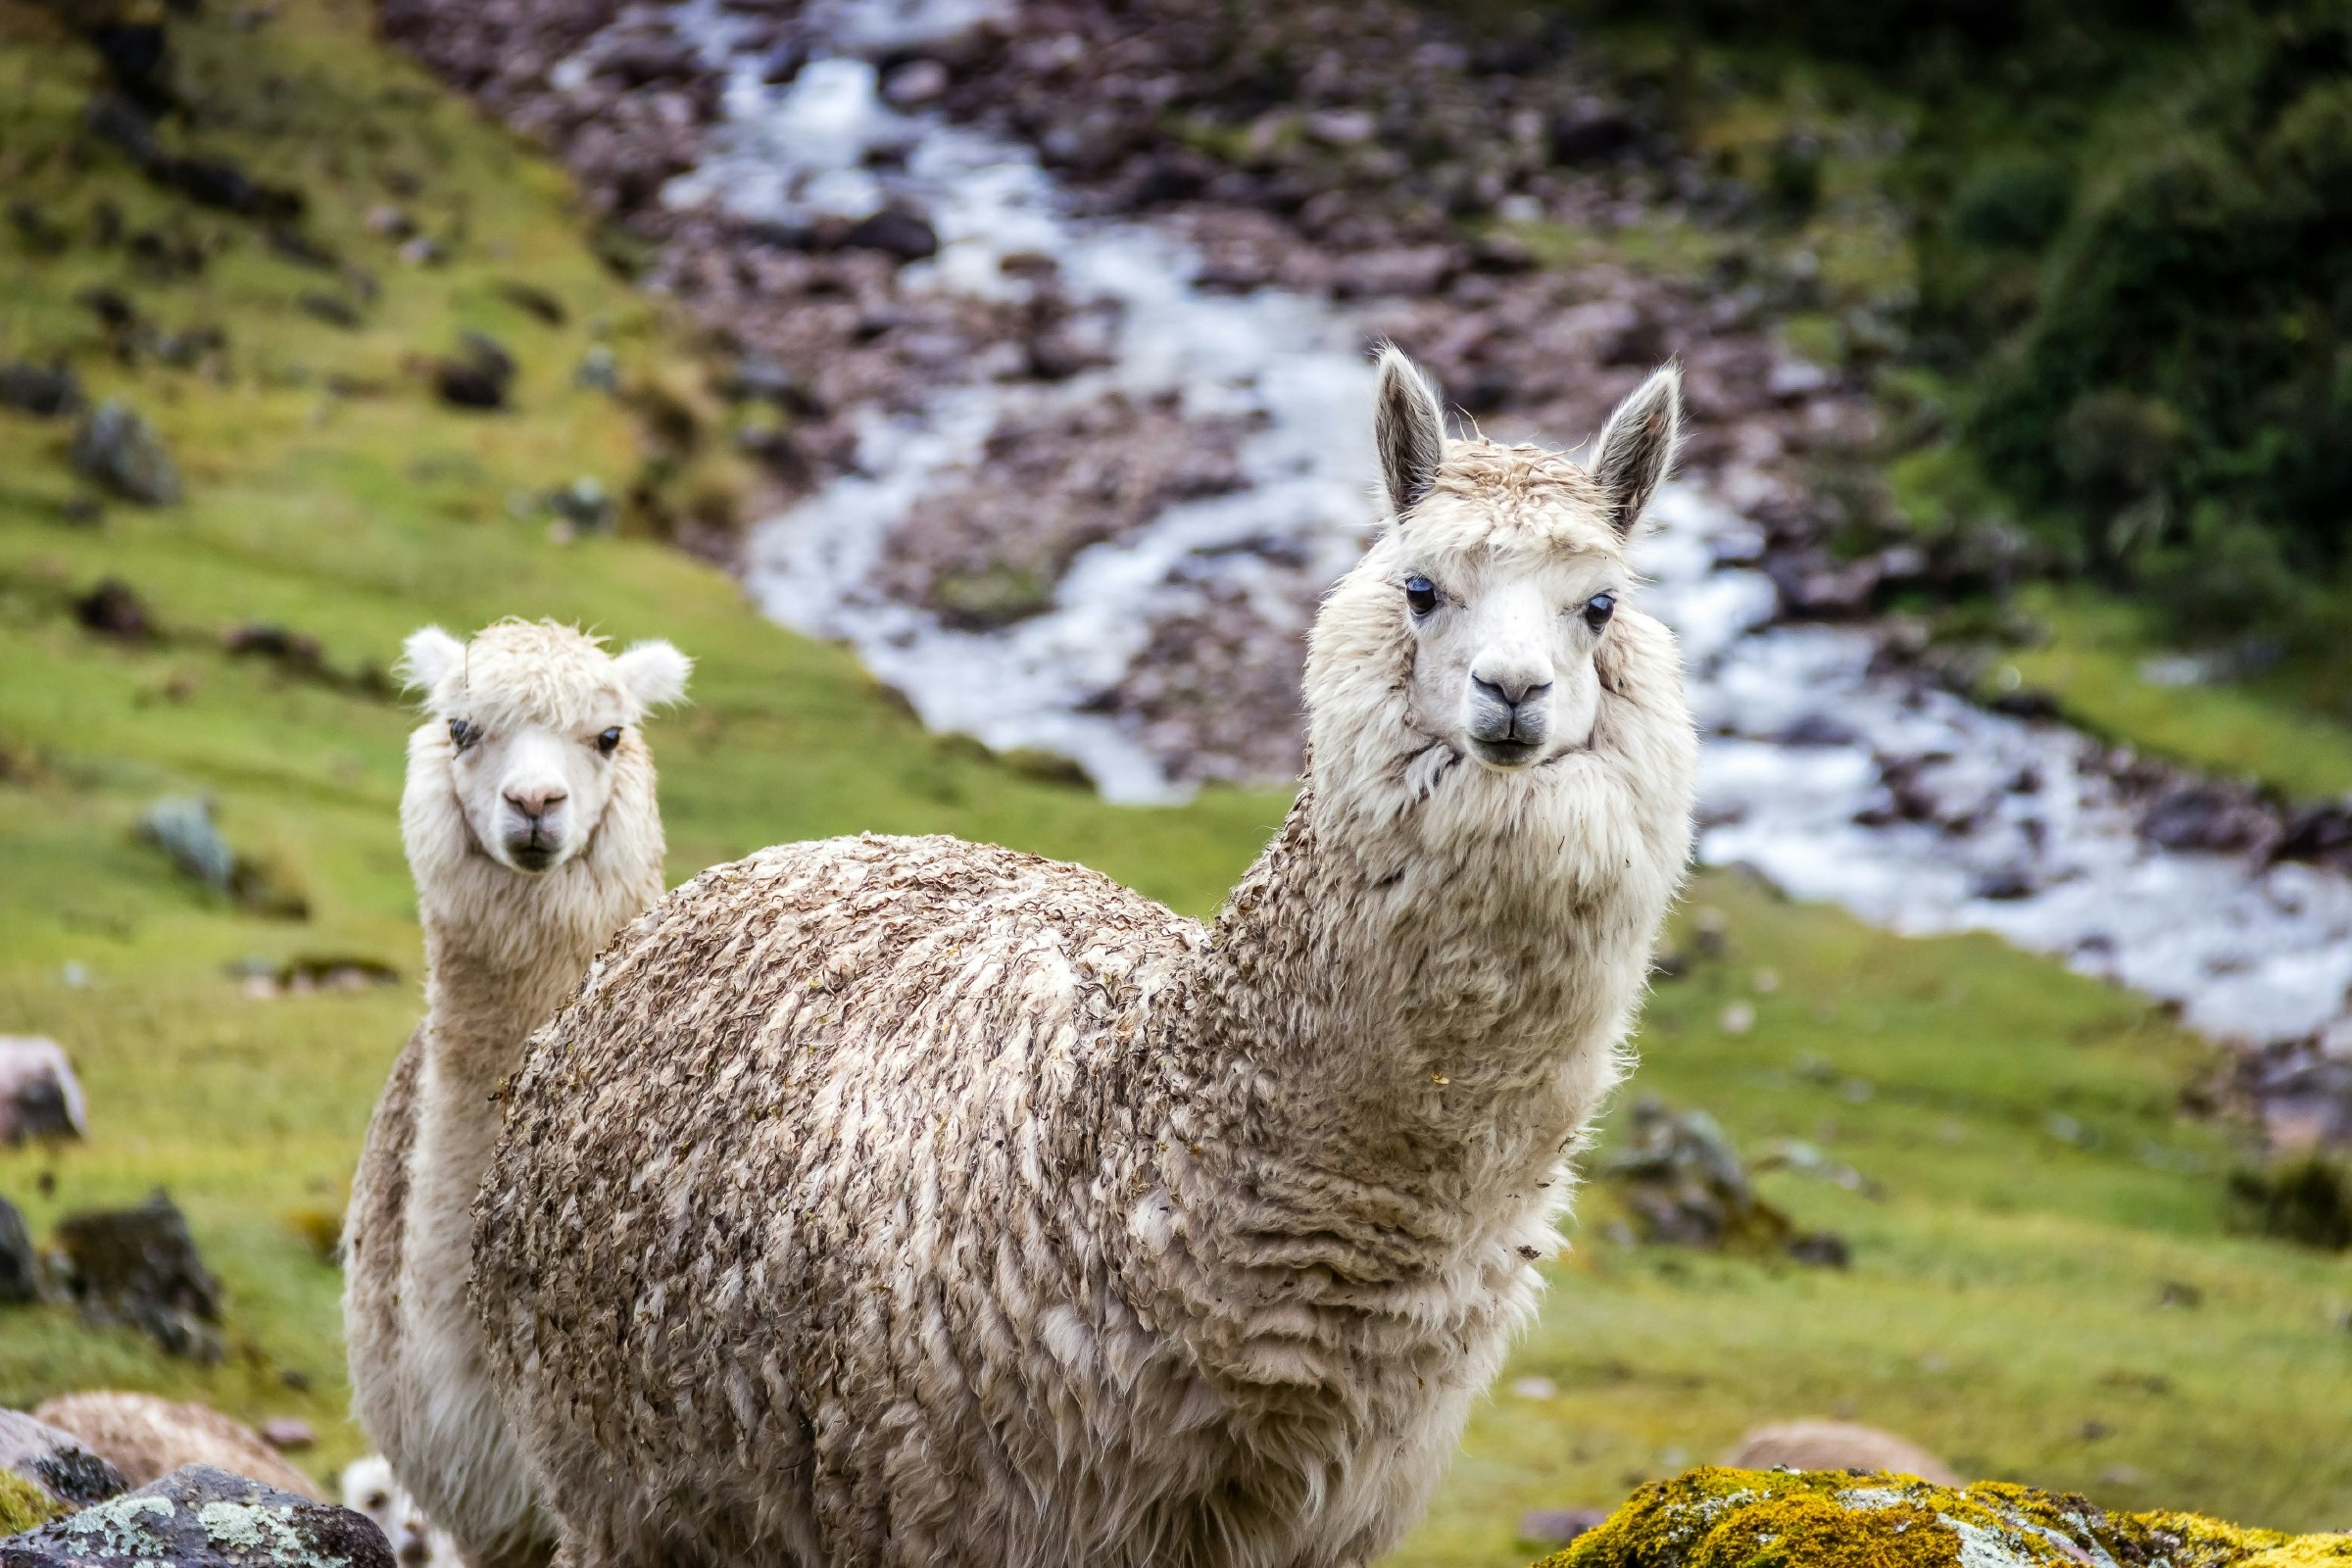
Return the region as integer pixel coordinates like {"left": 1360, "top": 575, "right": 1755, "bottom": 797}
{"left": 1591, "top": 363, "right": 1683, "bottom": 538}
{"left": 1372, "top": 344, "right": 1447, "bottom": 518}
{"left": 614, "top": 640, "right": 693, "bottom": 711}
{"left": 398, "top": 626, "right": 465, "bottom": 705}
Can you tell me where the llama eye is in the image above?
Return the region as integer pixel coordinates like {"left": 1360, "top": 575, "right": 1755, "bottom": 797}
{"left": 448, "top": 717, "right": 475, "bottom": 751}
{"left": 597, "top": 726, "right": 622, "bottom": 756}
{"left": 1403, "top": 575, "right": 1439, "bottom": 617}
{"left": 1583, "top": 592, "right": 1616, "bottom": 630}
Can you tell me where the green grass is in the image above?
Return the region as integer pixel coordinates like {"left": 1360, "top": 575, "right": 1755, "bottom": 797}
{"left": 2, "top": 0, "right": 2348, "bottom": 1550}
{"left": 1998, "top": 586, "right": 2352, "bottom": 803}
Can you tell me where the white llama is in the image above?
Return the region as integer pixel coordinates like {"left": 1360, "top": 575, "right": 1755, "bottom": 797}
{"left": 469, "top": 351, "right": 1696, "bottom": 1568}
{"left": 343, "top": 619, "right": 689, "bottom": 1568}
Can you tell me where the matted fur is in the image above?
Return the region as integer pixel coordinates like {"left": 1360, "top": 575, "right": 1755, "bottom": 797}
{"left": 33, "top": 1392, "right": 321, "bottom": 1500}
{"left": 344, "top": 620, "right": 684, "bottom": 1568}
{"left": 472, "top": 405, "right": 1696, "bottom": 1568}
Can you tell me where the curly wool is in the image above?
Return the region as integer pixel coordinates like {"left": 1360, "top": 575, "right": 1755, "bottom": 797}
{"left": 473, "top": 435, "right": 1696, "bottom": 1568}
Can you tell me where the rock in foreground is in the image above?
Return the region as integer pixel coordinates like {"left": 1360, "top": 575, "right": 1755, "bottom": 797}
{"left": 0, "top": 1464, "right": 389, "bottom": 1565}
{"left": 1533, "top": 1468, "right": 2352, "bottom": 1568}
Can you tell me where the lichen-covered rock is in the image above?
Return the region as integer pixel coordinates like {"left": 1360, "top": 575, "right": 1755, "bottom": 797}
{"left": 0, "top": 1410, "right": 126, "bottom": 1513}
{"left": 0, "top": 1464, "right": 390, "bottom": 1567}
{"left": 0, "top": 1472, "right": 61, "bottom": 1537}
{"left": 1532, "top": 1468, "right": 2352, "bottom": 1568}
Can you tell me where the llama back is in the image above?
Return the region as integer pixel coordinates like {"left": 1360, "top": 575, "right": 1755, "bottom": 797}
{"left": 471, "top": 833, "right": 1215, "bottom": 1563}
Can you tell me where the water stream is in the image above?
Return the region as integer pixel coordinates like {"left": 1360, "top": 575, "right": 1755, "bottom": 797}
{"left": 659, "top": 1, "right": 2352, "bottom": 1060}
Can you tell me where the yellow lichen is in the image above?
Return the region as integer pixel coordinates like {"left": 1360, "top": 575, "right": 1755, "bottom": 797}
{"left": 1532, "top": 1469, "right": 2352, "bottom": 1568}
{"left": 0, "top": 1471, "right": 64, "bottom": 1536}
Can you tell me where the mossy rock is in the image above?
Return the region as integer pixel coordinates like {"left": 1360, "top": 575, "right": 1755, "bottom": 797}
{"left": 0, "top": 1470, "right": 65, "bottom": 1537}
{"left": 1533, "top": 1467, "right": 2352, "bottom": 1568}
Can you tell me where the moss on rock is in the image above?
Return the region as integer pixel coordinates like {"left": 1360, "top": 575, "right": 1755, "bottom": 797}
{"left": 1533, "top": 1468, "right": 2352, "bottom": 1568}
{"left": 0, "top": 1470, "right": 65, "bottom": 1536}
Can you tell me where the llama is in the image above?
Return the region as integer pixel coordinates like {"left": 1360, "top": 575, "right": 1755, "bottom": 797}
{"left": 32, "top": 1391, "right": 321, "bottom": 1500}
{"left": 469, "top": 351, "right": 1696, "bottom": 1568}
{"left": 344, "top": 619, "right": 689, "bottom": 1568}
{"left": 344, "top": 1455, "right": 462, "bottom": 1568}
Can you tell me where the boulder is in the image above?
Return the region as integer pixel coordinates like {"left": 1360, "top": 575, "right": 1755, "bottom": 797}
{"left": 0, "top": 1200, "right": 34, "bottom": 1305}
{"left": 70, "top": 402, "right": 180, "bottom": 506}
{"left": 1599, "top": 1098, "right": 1846, "bottom": 1266}
{"left": 52, "top": 1193, "right": 223, "bottom": 1361}
{"left": 0, "top": 1409, "right": 126, "bottom": 1511}
{"left": 0, "top": 1040, "right": 86, "bottom": 1147}
{"left": 1722, "top": 1421, "right": 1957, "bottom": 1486}
{"left": 0, "top": 1464, "right": 389, "bottom": 1566}
{"left": 32, "top": 1394, "right": 321, "bottom": 1502}
{"left": 0, "top": 363, "right": 82, "bottom": 418}
{"left": 1528, "top": 1467, "right": 2352, "bottom": 1567}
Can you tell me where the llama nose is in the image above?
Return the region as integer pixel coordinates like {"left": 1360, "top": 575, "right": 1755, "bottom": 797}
{"left": 1473, "top": 672, "right": 1552, "bottom": 710}
{"left": 505, "top": 785, "right": 567, "bottom": 822}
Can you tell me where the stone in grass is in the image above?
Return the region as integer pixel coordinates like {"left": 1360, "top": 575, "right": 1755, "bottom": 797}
{"left": 0, "top": 1200, "right": 35, "bottom": 1306}
{"left": 70, "top": 401, "right": 180, "bottom": 506}
{"left": 1527, "top": 1466, "right": 2352, "bottom": 1567}
{"left": 1598, "top": 1098, "right": 1848, "bottom": 1267}
{"left": 0, "top": 1038, "right": 88, "bottom": 1147}
{"left": 0, "top": 1464, "right": 391, "bottom": 1565}
{"left": 32, "top": 1394, "right": 323, "bottom": 1503}
{"left": 0, "top": 1408, "right": 125, "bottom": 1513}
{"left": 52, "top": 1192, "right": 223, "bottom": 1362}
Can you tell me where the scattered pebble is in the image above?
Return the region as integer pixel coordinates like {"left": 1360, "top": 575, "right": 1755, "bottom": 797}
{"left": 0, "top": 1036, "right": 88, "bottom": 1146}
{"left": 258, "top": 1418, "right": 316, "bottom": 1452}
{"left": 1509, "top": 1376, "right": 1556, "bottom": 1400}
{"left": 71, "top": 401, "right": 180, "bottom": 505}
{"left": 1517, "top": 1507, "right": 1606, "bottom": 1546}
{"left": 1719, "top": 1002, "right": 1755, "bottom": 1036}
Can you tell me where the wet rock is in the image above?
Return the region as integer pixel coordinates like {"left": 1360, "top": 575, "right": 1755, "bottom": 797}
{"left": 882, "top": 58, "right": 950, "bottom": 107}
{"left": 0, "top": 1410, "right": 126, "bottom": 1510}
{"left": 1599, "top": 1098, "right": 1845, "bottom": 1266}
{"left": 1519, "top": 1507, "right": 1606, "bottom": 1546}
{"left": 432, "top": 331, "right": 515, "bottom": 411}
{"left": 0, "top": 363, "right": 84, "bottom": 418}
{"left": 53, "top": 1192, "right": 224, "bottom": 1361}
{"left": 0, "top": 1464, "right": 390, "bottom": 1568}
{"left": 0, "top": 1038, "right": 88, "bottom": 1146}
{"left": 2138, "top": 783, "right": 2278, "bottom": 858}
{"left": 1971, "top": 867, "right": 2035, "bottom": 902}
{"left": 73, "top": 578, "right": 154, "bottom": 641}
{"left": 2275, "top": 801, "right": 2352, "bottom": 873}
{"left": 72, "top": 402, "right": 180, "bottom": 505}
{"left": 841, "top": 207, "right": 940, "bottom": 263}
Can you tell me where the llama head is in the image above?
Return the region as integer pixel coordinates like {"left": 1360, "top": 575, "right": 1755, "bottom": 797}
{"left": 398, "top": 619, "right": 690, "bottom": 877}
{"left": 1308, "top": 348, "right": 1686, "bottom": 805}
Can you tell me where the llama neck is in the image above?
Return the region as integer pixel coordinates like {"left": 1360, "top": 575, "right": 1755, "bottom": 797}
{"left": 1163, "top": 753, "right": 1681, "bottom": 1294}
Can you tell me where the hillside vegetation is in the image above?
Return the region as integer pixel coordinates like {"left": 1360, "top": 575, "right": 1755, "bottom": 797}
{"left": 0, "top": 0, "right": 2346, "bottom": 1556}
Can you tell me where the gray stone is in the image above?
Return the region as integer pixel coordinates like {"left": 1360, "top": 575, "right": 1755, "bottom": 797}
{"left": 54, "top": 1192, "right": 223, "bottom": 1361}
{"left": 0, "top": 1039, "right": 88, "bottom": 1146}
{"left": 70, "top": 401, "right": 180, "bottom": 505}
{"left": 0, "top": 1464, "right": 390, "bottom": 1567}
{"left": 0, "top": 1409, "right": 126, "bottom": 1509}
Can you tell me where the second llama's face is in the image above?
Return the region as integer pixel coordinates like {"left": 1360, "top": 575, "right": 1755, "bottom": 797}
{"left": 1358, "top": 347, "right": 1685, "bottom": 774}
{"left": 399, "top": 621, "right": 690, "bottom": 876}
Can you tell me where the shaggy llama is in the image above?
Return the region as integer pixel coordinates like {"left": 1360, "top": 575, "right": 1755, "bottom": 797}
{"left": 471, "top": 351, "right": 1697, "bottom": 1568}
{"left": 344, "top": 619, "right": 689, "bottom": 1568}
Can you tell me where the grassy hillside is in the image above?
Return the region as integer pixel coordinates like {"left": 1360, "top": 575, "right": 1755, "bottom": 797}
{"left": 0, "top": 0, "right": 2346, "bottom": 1554}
